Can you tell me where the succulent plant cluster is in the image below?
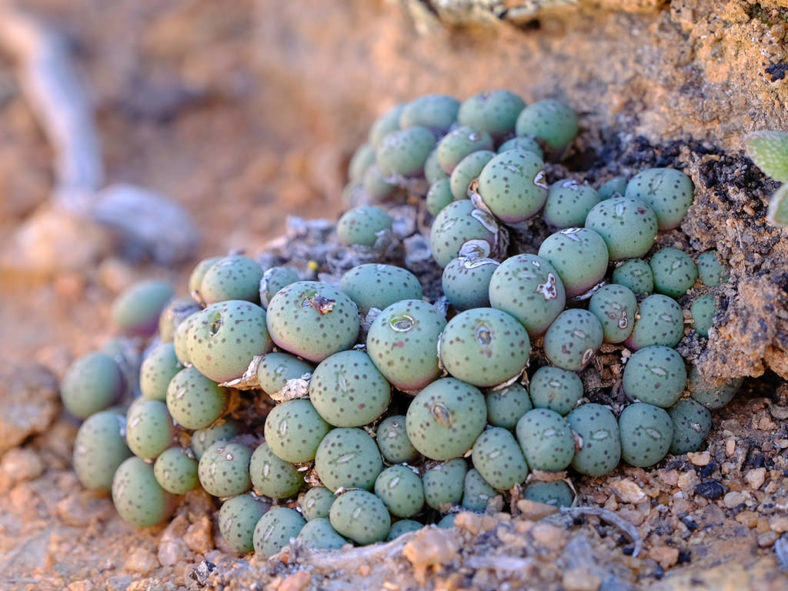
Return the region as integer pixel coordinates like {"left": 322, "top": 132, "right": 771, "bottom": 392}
{"left": 64, "top": 90, "right": 744, "bottom": 558}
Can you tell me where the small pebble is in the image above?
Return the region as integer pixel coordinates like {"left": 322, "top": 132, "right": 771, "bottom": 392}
{"left": 1, "top": 447, "right": 44, "bottom": 484}
{"left": 402, "top": 529, "right": 460, "bottom": 586}
{"left": 610, "top": 479, "right": 646, "bottom": 504}
{"left": 530, "top": 523, "right": 566, "bottom": 551}
{"left": 770, "top": 516, "right": 788, "bottom": 534}
{"left": 280, "top": 571, "right": 311, "bottom": 591}
{"left": 55, "top": 491, "right": 114, "bottom": 526}
{"left": 562, "top": 567, "right": 601, "bottom": 591}
{"left": 695, "top": 479, "right": 727, "bottom": 500}
{"left": 648, "top": 545, "right": 679, "bottom": 569}
{"left": 455, "top": 512, "right": 498, "bottom": 534}
{"left": 723, "top": 491, "right": 746, "bottom": 509}
{"left": 744, "top": 468, "right": 767, "bottom": 489}
{"left": 735, "top": 511, "right": 759, "bottom": 528}
{"left": 516, "top": 499, "right": 559, "bottom": 521}
{"left": 687, "top": 451, "right": 711, "bottom": 466}
{"left": 123, "top": 547, "right": 159, "bottom": 575}
{"left": 184, "top": 515, "right": 213, "bottom": 554}
{"left": 678, "top": 471, "right": 698, "bottom": 490}
{"left": 758, "top": 531, "right": 779, "bottom": 548}
{"left": 159, "top": 515, "right": 191, "bottom": 566}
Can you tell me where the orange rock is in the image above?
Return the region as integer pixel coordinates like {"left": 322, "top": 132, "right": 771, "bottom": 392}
{"left": 455, "top": 511, "right": 497, "bottom": 534}
{"left": 123, "top": 547, "right": 159, "bottom": 575}
{"left": 610, "top": 479, "right": 647, "bottom": 504}
{"left": 648, "top": 545, "right": 679, "bottom": 569}
{"left": 184, "top": 515, "right": 213, "bottom": 554}
{"left": 769, "top": 516, "right": 788, "bottom": 534}
{"left": 744, "top": 468, "right": 767, "bottom": 490}
{"left": 280, "top": 571, "right": 311, "bottom": 591}
{"left": 530, "top": 523, "right": 566, "bottom": 551}
{"left": 516, "top": 499, "right": 559, "bottom": 521}
{"left": 687, "top": 451, "right": 711, "bottom": 466}
{"left": 403, "top": 528, "right": 460, "bottom": 586}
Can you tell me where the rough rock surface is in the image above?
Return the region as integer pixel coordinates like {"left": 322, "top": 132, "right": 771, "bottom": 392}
{"left": 0, "top": 365, "right": 58, "bottom": 455}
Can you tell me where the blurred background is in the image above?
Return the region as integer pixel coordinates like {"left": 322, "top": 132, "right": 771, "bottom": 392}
{"left": 0, "top": 0, "right": 785, "bottom": 369}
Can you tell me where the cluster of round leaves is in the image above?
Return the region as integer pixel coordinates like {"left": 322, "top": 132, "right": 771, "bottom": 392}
{"left": 64, "top": 90, "right": 743, "bottom": 560}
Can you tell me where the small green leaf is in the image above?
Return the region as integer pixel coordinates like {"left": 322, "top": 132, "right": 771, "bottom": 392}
{"left": 767, "top": 184, "right": 788, "bottom": 228}
{"left": 746, "top": 131, "right": 788, "bottom": 183}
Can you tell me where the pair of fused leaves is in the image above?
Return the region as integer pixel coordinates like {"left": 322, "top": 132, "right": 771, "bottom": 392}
{"left": 745, "top": 131, "right": 788, "bottom": 227}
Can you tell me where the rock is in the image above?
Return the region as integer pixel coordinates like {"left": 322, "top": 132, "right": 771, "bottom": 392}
{"left": 562, "top": 567, "right": 601, "bottom": 591}
{"left": 770, "top": 516, "right": 788, "bottom": 534}
{"left": 648, "top": 545, "right": 679, "bottom": 569}
{"left": 55, "top": 491, "right": 115, "bottom": 527}
{"left": 687, "top": 451, "right": 711, "bottom": 466}
{"left": 695, "top": 480, "right": 727, "bottom": 500}
{"left": 651, "top": 557, "right": 783, "bottom": 591}
{"left": 127, "top": 579, "right": 175, "bottom": 591}
{"left": 723, "top": 491, "right": 747, "bottom": 509}
{"left": 35, "top": 419, "right": 78, "bottom": 468}
{"left": 157, "top": 537, "right": 189, "bottom": 567}
{"left": 0, "top": 447, "right": 45, "bottom": 493}
{"left": 184, "top": 514, "right": 213, "bottom": 554}
{"left": 744, "top": 468, "right": 767, "bottom": 490}
{"left": 610, "top": 479, "right": 647, "bottom": 504}
{"left": 0, "top": 364, "right": 58, "bottom": 455}
{"left": 735, "top": 511, "right": 759, "bottom": 528}
{"left": 516, "top": 499, "right": 559, "bottom": 521}
{"left": 678, "top": 471, "right": 699, "bottom": 491}
{"left": 280, "top": 571, "right": 311, "bottom": 591}
{"left": 158, "top": 515, "right": 191, "bottom": 566}
{"left": 92, "top": 184, "right": 199, "bottom": 265}
{"left": 2, "top": 203, "right": 112, "bottom": 274}
{"left": 658, "top": 469, "right": 680, "bottom": 487}
{"left": 455, "top": 511, "right": 498, "bottom": 534}
{"left": 187, "top": 560, "right": 216, "bottom": 586}
{"left": 758, "top": 531, "right": 779, "bottom": 548}
{"left": 123, "top": 548, "right": 159, "bottom": 575}
{"left": 530, "top": 523, "right": 567, "bottom": 551}
{"left": 403, "top": 528, "right": 460, "bottom": 586}
{"left": 618, "top": 508, "right": 646, "bottom": 527}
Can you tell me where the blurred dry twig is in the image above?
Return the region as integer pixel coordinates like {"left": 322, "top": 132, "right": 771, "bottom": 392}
{"left": 0, "top": 1, "right": 198, "bottom": 268}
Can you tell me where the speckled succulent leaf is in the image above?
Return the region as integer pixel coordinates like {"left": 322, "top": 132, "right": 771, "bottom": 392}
{"left": 423, "top": 458, "right": 467, "bottom": 510}
{"left": 329, "top": 489, "right": 391, "bottom": 545}
{"left": 746, "top": 130, "right": 788, "bottom": 183}
{"left": 767, "top": 184, "right": 788, "bottom": 228}
{"left": 253, "top": 507, "right": 306, "bottom": 557}
{"left": 314, "top": 428, "right": 383, "bottom": 492}
{"left": 250, "top": 442, "right": 304, "bottom": 499}
{"left": 524, "top": 481, "right": 573, "bottom": 507}
{"left": 471, "top": 427, "right": 529, "bottom": 491}
{"left": 374, "top": 465, "right": 425, "bottom": 518}
{"left": 219, "top": 494, "right": 268, "bottom": 554}
{"left": 299, "top": 487, "right": 336, "bottom": 521}
{"left": 297, "top": 518, "right": 347, "bottom": 550}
